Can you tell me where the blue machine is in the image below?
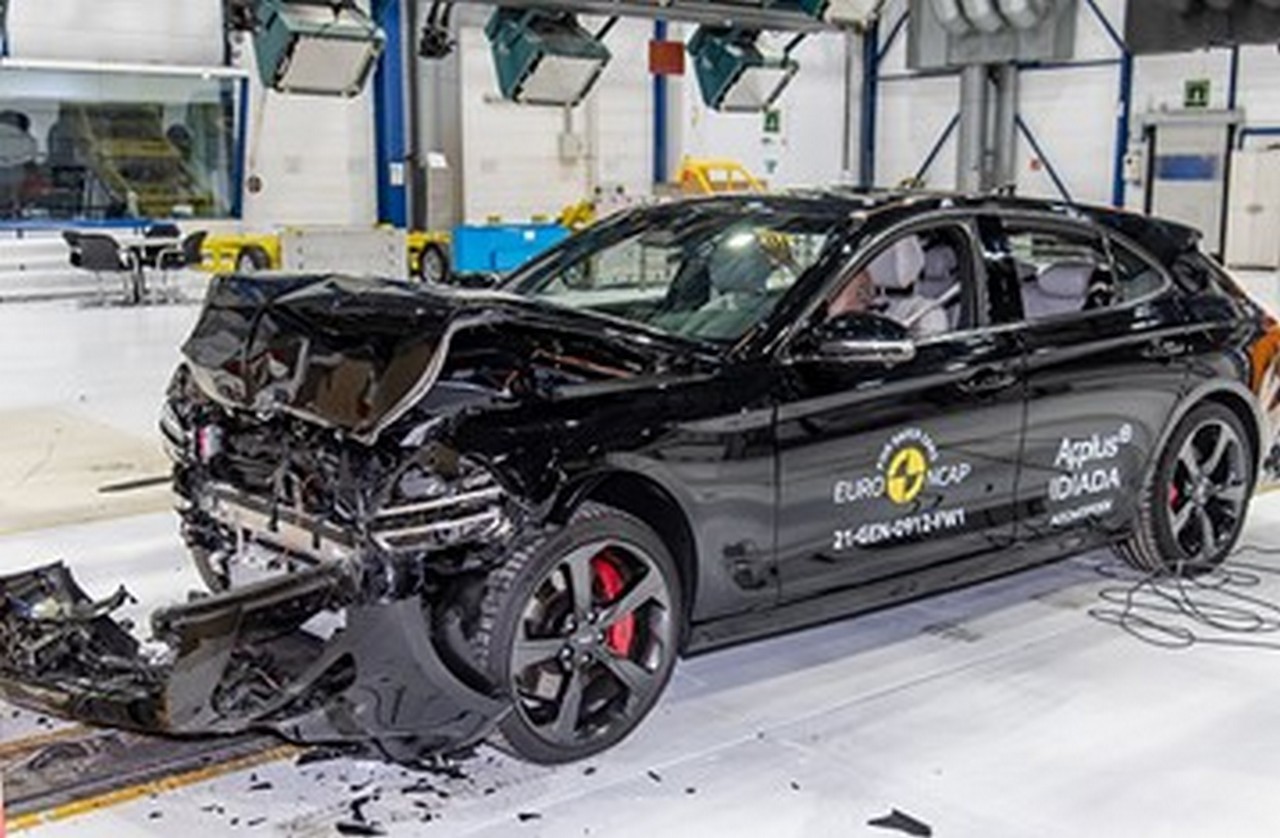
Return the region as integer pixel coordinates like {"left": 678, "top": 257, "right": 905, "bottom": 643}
{"left": 452, "top": 222, "right": 569, "bottom": 274}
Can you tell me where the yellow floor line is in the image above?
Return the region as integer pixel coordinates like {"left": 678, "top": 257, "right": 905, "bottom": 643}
{"left": 6, "top": 743, "right": 300, "bottom": 833}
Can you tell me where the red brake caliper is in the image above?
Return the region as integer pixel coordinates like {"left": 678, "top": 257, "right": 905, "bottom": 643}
{"left": 591, "top": 551, "right": 636, "bottom": 657}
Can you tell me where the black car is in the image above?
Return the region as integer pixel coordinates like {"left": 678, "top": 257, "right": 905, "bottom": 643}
{"left": 3, "top": 192, "right": 1276, "bottom": 765}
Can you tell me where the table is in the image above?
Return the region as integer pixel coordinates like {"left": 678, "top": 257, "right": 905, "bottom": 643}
{"left": 117, "top": 234, "right": 179, "bottom": 305}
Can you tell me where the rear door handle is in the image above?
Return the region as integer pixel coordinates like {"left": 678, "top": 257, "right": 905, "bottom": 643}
{"left": 957, "top": 368, "right": 1019, "bottom": 395}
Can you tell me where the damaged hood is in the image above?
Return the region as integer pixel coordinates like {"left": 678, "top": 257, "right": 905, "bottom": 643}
{"left": 182, "top": 274, "right": 696, "bottom": 443}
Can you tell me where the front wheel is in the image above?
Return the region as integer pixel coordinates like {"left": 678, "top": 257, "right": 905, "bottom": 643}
{"left": 415, "top": 244, "right": 449, "bottom": 284}
{"left": 1117, "top": 402, "right": 1255, "bottom": 575}
{"left": 474, "top": 504, "right": 682, "bottom": 764}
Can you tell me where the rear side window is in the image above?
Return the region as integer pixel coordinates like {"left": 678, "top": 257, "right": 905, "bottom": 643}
{"left": 990, "top": 223, "right": 1167, "bottom": 323}
{"left": 1004, "top": 226, "right": 1114, "bottom": 321}
{"left": 1110, "top": 240, "right": 1167, "bottom": 303}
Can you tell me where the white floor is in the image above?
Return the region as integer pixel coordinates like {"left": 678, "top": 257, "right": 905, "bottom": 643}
{"left": 2, "top": 273, "right": 1280, "bottom": 837}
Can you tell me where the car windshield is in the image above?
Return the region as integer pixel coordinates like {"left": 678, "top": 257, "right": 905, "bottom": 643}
{"left": 506, "top": 204, "right": 840, "bottom": 343}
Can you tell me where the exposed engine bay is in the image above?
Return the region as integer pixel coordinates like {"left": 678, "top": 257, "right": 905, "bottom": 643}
{"left": 0, "top": 273, "right": 688, "bottom": 760}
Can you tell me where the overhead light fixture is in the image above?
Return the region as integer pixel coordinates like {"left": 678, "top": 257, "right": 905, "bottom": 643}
{"left": 485, "top": 8, "right": 613, "bottom": 107}
{"left": 251, "top": 0, "right": 386, "bottom": 97}
{"left": 687, "top": 27, "right": 799, "bottom": 113}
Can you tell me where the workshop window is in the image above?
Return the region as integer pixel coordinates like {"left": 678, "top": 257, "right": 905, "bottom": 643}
{"left": 0, "top": 66, "right": 243, "bottom": 222}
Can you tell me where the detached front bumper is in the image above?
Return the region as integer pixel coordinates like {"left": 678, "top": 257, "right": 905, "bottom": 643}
{"left": 0, "top": 561, "right": 507, "bottom": 761}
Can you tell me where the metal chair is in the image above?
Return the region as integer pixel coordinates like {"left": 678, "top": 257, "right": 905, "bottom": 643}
{"left": 153, "top": 230, "right": 207, "bottom": 302}
{"left": 68, "top": 232, "right": 135, "bottom": 304}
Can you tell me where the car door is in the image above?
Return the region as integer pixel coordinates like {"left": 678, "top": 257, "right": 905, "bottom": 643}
{"left": 977, "top": 212, "right": 1191, "bottom": 547}
{"left": 774, "top": 216, "right": 1026, "bottom": 603}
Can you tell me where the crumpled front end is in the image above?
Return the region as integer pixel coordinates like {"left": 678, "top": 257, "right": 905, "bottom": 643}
{"left": 0, "top": 273, "right": 674, "bottom": 758}
{"left": 0, "top": 557, "right": 508, "bottom": 760}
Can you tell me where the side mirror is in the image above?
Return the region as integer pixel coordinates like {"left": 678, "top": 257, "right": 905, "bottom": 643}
{"left": 807, "top": 311, "right": 916, "bottom": 365}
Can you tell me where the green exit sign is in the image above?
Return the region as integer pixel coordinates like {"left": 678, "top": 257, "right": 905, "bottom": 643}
{"left": 763, "top": 108, "right": 782, "bottom": 135}
{"left": 1184, "top": 78, "right": 1211, "bottom": 109}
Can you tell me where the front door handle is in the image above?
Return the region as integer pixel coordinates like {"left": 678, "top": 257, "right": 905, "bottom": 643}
{"left": 957, "top": 368, "right": 1019, "bottom": 395}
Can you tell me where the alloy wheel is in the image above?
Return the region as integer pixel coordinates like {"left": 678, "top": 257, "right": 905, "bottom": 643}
{"left": 508, "top": 540, "right": 674, "bottom": 748}
{"left": 1168, "top": 417, "right": 1248, "bottom": 565}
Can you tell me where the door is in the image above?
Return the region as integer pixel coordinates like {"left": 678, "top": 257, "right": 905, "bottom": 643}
{"left": 979, "top": 213, "right": 1191, "bottom": 547}
{"left": 774, "top": 219, "right": 1026, "bottom": 603}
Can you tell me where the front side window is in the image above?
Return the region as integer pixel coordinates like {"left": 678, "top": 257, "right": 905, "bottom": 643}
{"left": 825, "top": 224, "right": 973, "bottom": 339}
{"left": 511, "top": 209, "right": 837, "bottom": 343}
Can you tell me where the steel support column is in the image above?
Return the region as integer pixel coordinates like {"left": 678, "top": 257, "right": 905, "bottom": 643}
{"left": 992, "top": 64, "right": 1018, "bottom": 191}
{"left": 859, "top": 18, "right": 879, "bottom": 188}
{"left": 653, "top": 19, "right": 668, "bottom": 184}
{"left": 373, "top": 0, "right": 409, "bottom": 228}
{"left": 957, "top": 65, "right": 989, "bottom": 192}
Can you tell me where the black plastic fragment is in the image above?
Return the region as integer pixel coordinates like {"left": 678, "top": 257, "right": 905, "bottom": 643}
{"left": 867, "top": 808, "right": 933, "bottom": 837}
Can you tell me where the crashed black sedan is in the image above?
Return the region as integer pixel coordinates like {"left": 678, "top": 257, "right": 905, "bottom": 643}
{"left": 3, "top": 192, "right": 1277, "bottom": 764}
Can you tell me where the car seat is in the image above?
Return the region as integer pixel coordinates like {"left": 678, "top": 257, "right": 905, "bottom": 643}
{"left": 1024, "top": 261, "right": 1093, "bottom": 319}
{"left": 675, "top": 232, "right": 777, "bottom": 339}
{"left": 918, "top": 244, "right": 960, "bottom": 329}
{"left": 870, "top": 236, "right": 948, "bottom": 337}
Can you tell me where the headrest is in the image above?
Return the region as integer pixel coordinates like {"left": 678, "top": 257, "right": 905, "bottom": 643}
{"left": 868, "top": 236, "right": 925, "bottom": 291}
{"left": 709, "top": 231, "right": 773, "bottom": 295}
{"left": 922, "top": 245, "right": 958, "bottom": 283}
{"left": 1037, "top": 261, "right": 1094, "bottom": 299}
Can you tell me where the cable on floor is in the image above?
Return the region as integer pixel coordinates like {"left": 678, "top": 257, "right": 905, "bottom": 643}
{"left": 1087, "top": 543, "right": 1280, "bottom": 651}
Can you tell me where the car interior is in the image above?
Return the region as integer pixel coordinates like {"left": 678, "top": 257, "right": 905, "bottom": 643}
{"left": 825, "top": 228, "right": 968, "bottom": 339}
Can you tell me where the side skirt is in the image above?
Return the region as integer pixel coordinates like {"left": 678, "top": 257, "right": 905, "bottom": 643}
{"left": 683, "top": 537, "right": 1111, "bottom": 655}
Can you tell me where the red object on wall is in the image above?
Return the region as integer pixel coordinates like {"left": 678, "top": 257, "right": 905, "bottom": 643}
{"left": 649, "top": 40, "right": 685, "bottom": 76}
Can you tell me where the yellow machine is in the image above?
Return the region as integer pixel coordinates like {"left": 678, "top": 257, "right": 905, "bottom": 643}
{"left": 676, "top": 157, "right": 765, "bottom": 195}
{"left": 201, "top": 229, "right": 452, "bottom": 281}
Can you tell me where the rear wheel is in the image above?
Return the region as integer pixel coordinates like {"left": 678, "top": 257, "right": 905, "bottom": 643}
{"left": 1118, "top": 402, "right": 1254, "bottom": 575}
{"left": 475, "top": 504, "right": 681, "bottom": 764}
{"left": 236, "top": 246, "right": 271, "bottom": 274}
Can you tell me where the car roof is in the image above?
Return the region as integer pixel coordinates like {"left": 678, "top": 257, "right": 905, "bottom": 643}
{"left": 649, "top": 189, "right": 1202, "bottom": 268}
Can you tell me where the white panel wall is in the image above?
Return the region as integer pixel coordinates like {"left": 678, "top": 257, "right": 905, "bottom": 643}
{"left": 232, "top": 37, "right": 378, "bottom": 228}
{"left": 873, "top": 0, "right": 1131, "bottom": 203}
{"left": 677, "top": 30, "right": 852, "bottom": 188}
{"left": 7, "top": 0, "right": 224, "bottom": 66}
{"left": 869, "top": 0, "right": 1280, "bottom": 209}
{"left": 458, "top": 19, "right": 651, "bottom": 223}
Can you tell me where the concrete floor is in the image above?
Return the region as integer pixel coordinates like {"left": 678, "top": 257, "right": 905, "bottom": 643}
{"left": 3, "top": 272, "right": 1280, "bottom": 837}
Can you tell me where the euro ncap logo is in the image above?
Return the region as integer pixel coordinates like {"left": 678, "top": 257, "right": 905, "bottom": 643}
{"left": 885, "top": 444, "right": 929, "bottom": 505}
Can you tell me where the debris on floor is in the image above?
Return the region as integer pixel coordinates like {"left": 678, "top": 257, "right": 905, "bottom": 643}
{"left": 867, "top": 808, "right": 933, "bottom": 837}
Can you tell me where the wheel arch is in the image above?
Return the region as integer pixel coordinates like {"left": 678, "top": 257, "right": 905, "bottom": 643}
{"left": 1161, "top": 379, "right": 1266, "bottom": 481}
{"left": 549, "top": 470, "right": 699, "bottom": 640}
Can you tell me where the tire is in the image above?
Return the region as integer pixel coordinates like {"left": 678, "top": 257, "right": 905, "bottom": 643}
{"left": 236, "top": 246, "right": 271, "bottom": 274}
{"left": 1117, "top": 402, "right": 1255, "bottom": 576}
{"left": 415, "top": 244, "right": 449, "bottom": 284}
{"left": 474, "top": 503, "right": 682, "bottom": 764}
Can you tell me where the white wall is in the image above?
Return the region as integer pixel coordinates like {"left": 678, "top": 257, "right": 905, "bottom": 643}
{"left": 230, "top": 38, "right": 378, "bottom": 228}
{"left": 457, "top": 18, "right": 652, "bottom": 223}
{"left": 874, "top": 0, "right": 1129, "bottom": 203}
{"left": 676, "top": 29, "right": 853, "bottom": 188}
{"left": 7, "top": 0, "right": 224, "bottom": 66}
{"left": 456, "top": 21, "right": 854, "bottom": 220}
{"left": 871, "top": 0, "right": 1280, "bottom": 209}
